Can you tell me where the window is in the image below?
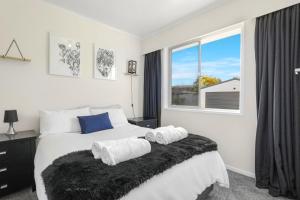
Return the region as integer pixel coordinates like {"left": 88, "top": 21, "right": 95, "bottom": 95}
{"left": 169, "top": 26, "right": 242, "bottom": 112}
{"left": 171, "top": 43, "right": 199, "bottom": 106}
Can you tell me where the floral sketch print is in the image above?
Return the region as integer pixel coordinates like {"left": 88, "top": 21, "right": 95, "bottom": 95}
{"left": 96, "top": 49, "right": 114, "bottom": 77}
{"left": 58, "top": 42, "right": 80, "bottom": 76}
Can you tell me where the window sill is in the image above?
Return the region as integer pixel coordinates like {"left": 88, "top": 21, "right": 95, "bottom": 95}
{"left": 164, "top": 107, "right": 243, "bottom": 116}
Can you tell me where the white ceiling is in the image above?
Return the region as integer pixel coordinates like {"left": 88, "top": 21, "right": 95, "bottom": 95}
{"left": 44, "top": 0, "right": 227, "bottom": 38}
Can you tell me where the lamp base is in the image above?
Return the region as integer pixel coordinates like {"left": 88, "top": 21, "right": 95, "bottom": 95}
{"left": 6, "top": 124, "right": 16, "bottom": 135}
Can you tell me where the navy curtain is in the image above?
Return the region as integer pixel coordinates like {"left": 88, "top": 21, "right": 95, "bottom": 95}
{"left": 255, "top": 4, "right": 300, "bottom": 199}
{"left": 143, "top": 50, "right": 161, "bottom": 126}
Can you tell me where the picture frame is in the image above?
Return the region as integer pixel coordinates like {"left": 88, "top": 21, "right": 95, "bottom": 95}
{"left": 94, "top": 45, "right": 116, "bottom": 80}
{"left": 49, "top": 34, "right": 81, "bottom": 77}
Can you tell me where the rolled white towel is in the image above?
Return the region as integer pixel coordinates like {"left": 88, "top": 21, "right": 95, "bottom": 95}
{"left": 92, "top": 140, "right": 117, "bottom": 159}
{"left": 156, "top": 126, "right": 188, "bottom": 145}
{"left": 145, "top": 125, "right": 175, "bottom": 142}
{"left": 175, "top": 127, "right": 188, "bottom": 135}
{"left": 92, "top": 138, "right": 135, "bottom": 160}
{"left": 92, "top": 138, "right": 151, "bottom": 165}
{"left": 145, "top": 130, "right": 156, "bottom": 142}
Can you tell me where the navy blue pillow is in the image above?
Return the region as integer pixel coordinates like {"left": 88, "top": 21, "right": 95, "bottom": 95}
{"left": 77, "top": 112, "right": 113, "bottom": 134}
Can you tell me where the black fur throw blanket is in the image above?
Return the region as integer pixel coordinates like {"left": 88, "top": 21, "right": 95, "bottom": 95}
{"left": 42, "top": 134, "right": 217, "bottom": 200}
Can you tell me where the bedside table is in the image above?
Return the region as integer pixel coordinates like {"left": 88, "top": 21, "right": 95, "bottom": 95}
{"left": 0, "top": 130, "right": 37, "bottom": 197}
{"left": 128, "top": 117, "right": 157, "bottom": 129}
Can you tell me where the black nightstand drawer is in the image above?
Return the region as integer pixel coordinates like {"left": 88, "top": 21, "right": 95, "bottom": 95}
{"left": 0, "top": 141, "right": 32, "bottom": 169}
{"left": 0, "top": 183, "right": 9, "bottom": 197}
{"left": 138, "top": 120, "right": 157, "bottom": 129}
{"left": 128, "top": 117, "right": 158, "bottom": 129}
{"left": 0, "top": 144, "right": 8, "bottom": 165}
{"left": 0, "top": 169, "right": 8, "bottom": 186}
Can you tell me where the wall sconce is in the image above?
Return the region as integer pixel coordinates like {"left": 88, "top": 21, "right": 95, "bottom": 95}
{"left": 128, "top": 60, "right": 137, "bottom": 74}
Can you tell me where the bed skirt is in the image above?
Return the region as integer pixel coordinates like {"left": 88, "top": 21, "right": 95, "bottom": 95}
{"left": 197, "top": 184, "right": 214, "bottom": 200}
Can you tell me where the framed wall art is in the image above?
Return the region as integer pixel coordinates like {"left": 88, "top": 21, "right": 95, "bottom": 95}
{"left": 94, "top": 46, "right": 116, "bottom": 80}
{"left": 49, "top": 34, "right": 80, "bottom": 77}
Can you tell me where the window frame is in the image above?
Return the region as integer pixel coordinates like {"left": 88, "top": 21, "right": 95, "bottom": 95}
{"left": 167, "top": 23, "right": 244, "bottom": 114}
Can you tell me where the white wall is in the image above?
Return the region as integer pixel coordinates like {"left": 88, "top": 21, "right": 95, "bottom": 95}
{"left": 142, "top": 0, "right": 300, "bottom": 176}
{"left": 0, "top": 0, "right": 143, "bottom": 133}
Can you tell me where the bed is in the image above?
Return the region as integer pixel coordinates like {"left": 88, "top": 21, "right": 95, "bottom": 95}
{"left": 34, "top": 123, "right": 229, "bottom": 200}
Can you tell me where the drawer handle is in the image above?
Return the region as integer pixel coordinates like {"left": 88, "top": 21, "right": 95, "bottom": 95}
{"left": 0, "top": 151, "right": 6, "bottom": 155}
{"left": 0, "top": 168, "right": 7, "bottom": 173}
{"left": 0, "top": 184, "right": 8, "bottom": 190}
{"left": 146, "top": 124, "right": 150, "bottom": 127}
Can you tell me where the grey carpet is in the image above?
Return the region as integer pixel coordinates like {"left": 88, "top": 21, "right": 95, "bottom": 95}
{"left": 207, "top": 171, "right": 289, "bottom": 200}
{"left": 0, "top": 170, "right": 290, "bottom": 200}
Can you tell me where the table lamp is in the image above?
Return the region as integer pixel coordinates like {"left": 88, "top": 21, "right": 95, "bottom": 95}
{"left": 4, "top": 110, "right": 18, "bottom": 135}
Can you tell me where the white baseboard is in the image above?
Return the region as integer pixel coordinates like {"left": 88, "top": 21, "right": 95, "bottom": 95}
{"left": 226, "top": 165, "right": 256, "bottom": 179}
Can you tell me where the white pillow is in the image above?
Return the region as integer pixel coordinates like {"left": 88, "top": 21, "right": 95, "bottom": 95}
{"left": 90, "top": 108, "right": 128, "bottom": 128}
{"left": 40, "top": 107, "right": 90, "bottom": 134}
{"left": 40, "top": 110, "right": 65, "bottom": 135}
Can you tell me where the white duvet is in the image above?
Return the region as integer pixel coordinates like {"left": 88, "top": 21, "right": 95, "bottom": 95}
{"left": 34, "top": 124, "right": 229, "bottom": 200}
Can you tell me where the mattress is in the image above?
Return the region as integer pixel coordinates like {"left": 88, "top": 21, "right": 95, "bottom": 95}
{"left": 34, "top": 124, "right": 229, "bottom": 200}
